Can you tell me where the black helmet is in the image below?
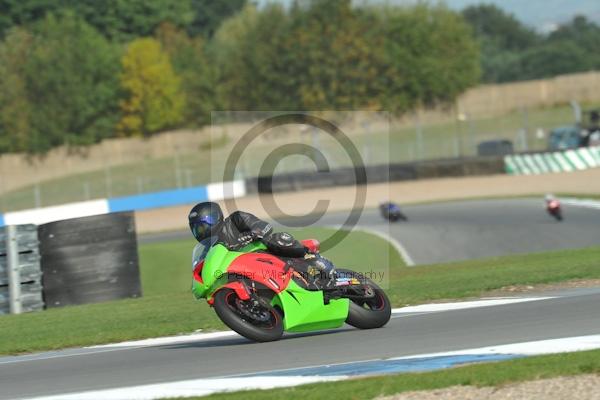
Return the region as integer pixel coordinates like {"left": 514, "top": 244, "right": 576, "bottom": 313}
{"left": 188, "top": 202, "right": 223, "bottom": 242}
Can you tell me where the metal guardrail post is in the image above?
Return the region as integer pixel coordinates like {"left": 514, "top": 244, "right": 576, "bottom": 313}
{"left": 6, "top": 225, "right": 22, "bottom": 314}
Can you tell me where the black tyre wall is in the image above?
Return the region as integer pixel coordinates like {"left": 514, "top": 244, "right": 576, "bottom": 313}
{"left": 39, "top": 212, "right": 141, "bottom": 308}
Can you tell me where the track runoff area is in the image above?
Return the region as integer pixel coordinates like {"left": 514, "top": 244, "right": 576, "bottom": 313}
{"left": 2, "top": 197, "right": 600, "bottom": 399}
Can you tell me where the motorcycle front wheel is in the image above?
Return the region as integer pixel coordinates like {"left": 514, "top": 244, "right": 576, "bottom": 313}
{"left": 213, "top": 288, "right": 284, "bottom": 342}
{"left": 337, "top": 269, "right": 392, "bottom": 329}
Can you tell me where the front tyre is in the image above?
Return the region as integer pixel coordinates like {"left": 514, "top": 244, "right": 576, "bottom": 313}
{"left": 213, "top": 289, "right": 283, "bottom": 342}
{"left": 339, "top": 269, "right": 391, "bottom": 329}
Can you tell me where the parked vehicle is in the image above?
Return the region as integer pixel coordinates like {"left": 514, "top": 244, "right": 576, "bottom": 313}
{"left": 548, "top": 102, "right": 600, "bottom": 151}
{"left": 477, "top": 140, "right": 514, "bottom": 156}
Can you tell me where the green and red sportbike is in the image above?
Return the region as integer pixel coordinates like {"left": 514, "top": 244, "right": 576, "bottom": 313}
{"left": 192, "top": 238, "right": 391, "bottom": 342}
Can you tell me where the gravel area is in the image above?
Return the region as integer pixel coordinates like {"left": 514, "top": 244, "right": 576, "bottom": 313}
{"left": 377, "top": 374, "right": 600, "bottom": 400}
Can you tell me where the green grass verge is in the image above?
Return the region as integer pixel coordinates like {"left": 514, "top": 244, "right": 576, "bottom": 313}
{"left": 177, "top": 349, "right": 600, "bottom": 400}
{"left": 1, "top": 228, "right": 599, "bottom": 355}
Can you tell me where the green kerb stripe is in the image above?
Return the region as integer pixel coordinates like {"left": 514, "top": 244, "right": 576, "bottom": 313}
{"left": 542, "top": 153, "right": 561, "bottom": 173}
{"left": 504, "top": 155, "right": 519, "bottom": 174}
{"left": 578, "top": 148, "right": 598, "bottom": 167}
{"left": 532, "top": 154, "right": 551, "bottom": 173}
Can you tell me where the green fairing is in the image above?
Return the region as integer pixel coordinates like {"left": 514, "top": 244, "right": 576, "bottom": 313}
{"left": 272, "top": 280, "right": 349, "bottom": 332}
{"left": 192, "top": 242, "right": 349, "bottom": 333}
{"left": 192, "top": 242, "right": 267, "bottom": 300}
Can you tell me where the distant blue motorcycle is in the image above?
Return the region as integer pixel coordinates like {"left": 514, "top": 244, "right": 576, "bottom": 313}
{"left": 379, "top": 202, "right": 408, "bottom": 222}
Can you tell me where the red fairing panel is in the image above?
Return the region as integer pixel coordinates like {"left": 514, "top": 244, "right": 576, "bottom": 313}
{"left": 226, "top": 253, "right": 290, "bottom": 293}
{"left": 301, "top": 239, "right": 320, "bottom": 253}
{"left": 193, "top": 261, "right": 204, "bottom": 283}
{"left": 221, "top": 281, "right": 251, "bottom": 300}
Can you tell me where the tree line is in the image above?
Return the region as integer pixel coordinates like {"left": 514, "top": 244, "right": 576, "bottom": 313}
{"left": 463, "top": 4, "right": 600, "bottom": 83}
{"left": 0, "top": 0, "right": 597, "bottom": 154}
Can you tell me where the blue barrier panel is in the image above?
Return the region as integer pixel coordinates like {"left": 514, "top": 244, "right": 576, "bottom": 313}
{"left": 108, "top": 186, "right": 209, "bottom": 213}
{"left": 0, "top": 214, "right": 4, "bottom": 227}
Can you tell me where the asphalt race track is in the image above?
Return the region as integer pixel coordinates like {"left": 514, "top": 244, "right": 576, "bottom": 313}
{"left": 141, "top": 198, "right": 600, "bottom": 265}
{"left": 2, "top": 198, "right": 600, "bottom": 399}
{"left": 2, "top": 288, "right": 600, "bottom": 399}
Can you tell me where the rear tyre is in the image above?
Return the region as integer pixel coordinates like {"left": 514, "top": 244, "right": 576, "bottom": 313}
{"left": 213, "top": 288, "right": 283, "bottom": 342}
{"left": 338, "top": 269, "right": 392, "bottom": 329}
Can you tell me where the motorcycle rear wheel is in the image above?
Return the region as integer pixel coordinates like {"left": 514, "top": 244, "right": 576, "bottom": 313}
{"left": 213, "top": 288, "right": 284, "bottom": 342}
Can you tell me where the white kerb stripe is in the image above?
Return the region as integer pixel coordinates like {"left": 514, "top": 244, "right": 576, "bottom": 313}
{"left": 391, "top": 297, "right": 553, "bottom": 314}
{"left": 207, "top": 180, "right": 246, "bottom": 201}
{"left": 553, "top": 152, "right": 574, "bottom": 172}
{"left": 564, "top": 149, "right": 587, "bottom": 169}
{"left": 577, "top": 147, "right": 598, "bottom": 167}
{"left": 589, "top": 146, "right": 600, "bottom": 164}
{"left": 522, "top": 154, "right": 541, "bottom": 174}
{"left": 542, "top": 153, "right": 561, "bottom": 173}
{"left": 391, "top": 334, "right": 600, "bottom": 360}
{"left": 532, "top": 154, "right": 550, "bottom": 173}
{"left": 3, "top": 199, "right": 109, "bottom": 226}
{"left": 22, "top": 376, "right": 346, "bottom": 400}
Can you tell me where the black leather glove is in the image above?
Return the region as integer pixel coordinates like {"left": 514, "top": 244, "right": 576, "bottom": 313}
{"left": 251, "top": 228, "right": 266, "bottom": 239}
{"left": 237, "top": 232, "right": 256, "bottom": 247}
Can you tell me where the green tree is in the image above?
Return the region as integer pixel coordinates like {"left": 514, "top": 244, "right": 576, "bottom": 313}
{"left": 188, "top": 0, "right": 246, "bottom": 37}
{"left": 156, "top": 22, "right": 216, "bottom": 126}
{"left": 287, "top": 0, "right": 382, "bottom": 110}
{"left": 0, "top": 0, "right": 60, "bottom": 38}
{"left": 0, "top": 27, "right": 32, "bottom": 153}
{"left": 516, "top": 40, "right": 594, "bottom": 80}
{"left": 462, "top": 4, "right": 540, "bottom": 83}
{"left": 24, "top": 13, "right": 121, "bottom": 152}
{"left": 547, "top": 16, "right": 600, "bottom": 70}
{"left": 211, "top": 4, "right": 262, "bottom": 110}
{"left": 0, "top": 0, "right": 195, "bottom": 42}
{"left": 378, "top": 4, "right": 480, "bottom": 112}
{"left": 213, "top": 1, "right": 479, "bottom": 113}
{"left": 68, "top": 0, "right": 194, "bottom": 42}
{"left": 462, "top": 4, "right": 539, "bottom": 50}
{"left": 118, "top": 38, "right": 185, "bottom": 137}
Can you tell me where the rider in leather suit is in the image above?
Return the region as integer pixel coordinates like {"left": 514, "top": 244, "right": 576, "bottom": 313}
{"left": 188, "top": 202, "right": 333, "bottom": 287}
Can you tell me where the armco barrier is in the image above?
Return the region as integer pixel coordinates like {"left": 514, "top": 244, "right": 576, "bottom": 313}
{"left": 108, "top": 186, "right": 208, "bottom": 212}
{"left": 0, "top": 224, "right": 44, "bottom": 315}
{"left": 0, "top": 157, "right": 504, "bottom": 225}
{"left": 245, "top": 157, "right": 504, "bottom": 194}
{"left": 0, "top": 180, "right": 245, "bottom": 227}
{"left": 249, "top": 164, "right": 415, "bottom": 194}
{"left": 414, "top": 156, "right": 505, "bottom": 179}
{"left": 505, "top": 146, "right": 600, "bottom": 175}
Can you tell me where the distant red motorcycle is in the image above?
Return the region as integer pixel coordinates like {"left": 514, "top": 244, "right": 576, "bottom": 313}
{"left": 545, "top": 195, "right": 563, "bottom": 221}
